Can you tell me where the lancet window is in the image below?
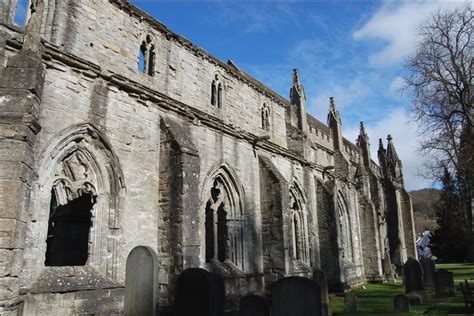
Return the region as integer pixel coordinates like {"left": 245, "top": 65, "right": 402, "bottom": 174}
{"left": 138, "top": 35, "right": 156, "bottom": 76}
{"left": 211, "top": 75, "right": 223, "bottom": 108}
{"left": 337, "top": 193, "right": 354, "bottom": 262}
{"left": 261, "top": 104, "right": 271, "bottom": 131}
{"left": 205, "top": 169, "right": 244, "bottom": 269}
{"left": 289, "top": 184, "right": 309, "bottom": 264}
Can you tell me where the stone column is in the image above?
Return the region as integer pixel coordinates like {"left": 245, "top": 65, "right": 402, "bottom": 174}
{"left": 0, "top": 1, "right": 44, "bottom": 313}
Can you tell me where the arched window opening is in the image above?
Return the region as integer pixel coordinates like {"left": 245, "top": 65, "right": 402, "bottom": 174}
{"left": 138, "top": 44, "right": 146, "bottom": 73}
{"left": 289, "top": 184, "right": 309, "bottom": 264}
{"left": 14, "top": 0, "right": 29, "bottom": 26}
{"left": 337, "top": 193, "right": 354, "bottom": 263}
{"left": 261, "top": 104, "right": 271, "bottom": 131}
{"left": 204, "top": 170, "right": 244, "bottom": 269}
{"left": 210, "top": 75, "right": 223, "bottom": 108}
{"left": 138, "top": 35, "right": 155, "bottom": 76}
{"left": 45, "top": 151, "right": 98, "bottom": 266}
{"left": 211, "top": 80, "right": 217, "bottom": 106}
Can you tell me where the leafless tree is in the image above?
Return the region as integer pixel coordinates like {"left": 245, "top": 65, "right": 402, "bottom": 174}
{"left": 405, "top": 4, "right": 473, "bottom": 259}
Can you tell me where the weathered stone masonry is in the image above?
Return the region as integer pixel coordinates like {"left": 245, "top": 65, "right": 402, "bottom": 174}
{"left": 0, "top": 0, "right": 416, "bottom": 314}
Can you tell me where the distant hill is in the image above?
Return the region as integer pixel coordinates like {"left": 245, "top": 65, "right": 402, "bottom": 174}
{"left": 409, "top": 188, "right": 441, "bottom": 234}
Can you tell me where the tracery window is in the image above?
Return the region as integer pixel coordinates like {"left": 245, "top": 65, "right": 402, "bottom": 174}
{"left": 39, "top": 125, "right": 125, "bottom": 279}
{"left": 45, "top": 150, "right": 98, "bottom": 266}
{"left": 337, "top": 193, "right": 354, "bottom": 262}
{"left": 261, "top": 104, "right": 271, "bottom": 131}
{"left": 138, "top": 35, "right": 156, "bottom": 76}
{"left": 205, "top": 169, "right": 244, "bottom": 269}
{"left": 211, "top": 75, "right": 223, "bottom": 108}
{"left": 289, "top": 184, "right": 309, "bottom": 264}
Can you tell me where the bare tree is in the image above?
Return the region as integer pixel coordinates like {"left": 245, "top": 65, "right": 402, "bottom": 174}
{"left": 405, "top": 4, "right": 473, "bottom": 259}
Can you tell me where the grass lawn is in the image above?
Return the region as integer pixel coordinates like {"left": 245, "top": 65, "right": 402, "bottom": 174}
{"left": 330, "top": 263, "right": 474, "bottom": 315}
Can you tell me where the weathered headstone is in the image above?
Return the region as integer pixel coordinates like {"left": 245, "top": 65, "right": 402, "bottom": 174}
{"left": 239, "top": 294, "right": 269, "bottom": 316}
{"left": 124, "top": 246, "right": 159, "bottom": 316}
{"left": 420, "top": 258, "right": 435, "bottom": 288}
{"left": 344, "top": 292, "right": 358, "bottom": 312}
{"left": 272, "top": 276, "right": 322, "bottom": 316}
{"left": 314, "top": 269, "right": 331, "bottom": 316}
{"left": 393, "top": 294, "right": 410, "bottom": 312}
{"left": 434, "top": 269, "right": 455, "bottom": 297}
{"left": 175, "top": 268, "right": 225, "bottom": 316}
{"left": 403, "top": 257, "right": 425, "bottom": 294}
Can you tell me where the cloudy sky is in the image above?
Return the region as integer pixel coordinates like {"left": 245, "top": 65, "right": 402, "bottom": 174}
{"left": 15, "top": 0, "right": 470, "bottom": 190}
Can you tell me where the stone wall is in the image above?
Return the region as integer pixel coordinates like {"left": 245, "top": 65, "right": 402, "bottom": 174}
{"left": 0, "top": 1, "right": 417, "bottom": 313}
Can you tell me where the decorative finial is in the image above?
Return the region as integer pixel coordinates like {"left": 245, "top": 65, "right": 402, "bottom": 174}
{"left": 360, "top": 121, "right": 367, "bottom": 135}
{"left": 379, "top": 138, "right": 384, "bottom": 149}
{"left": 293, "top": 68, "right": 300, "bottom": 86}
{"left": 387, "top": 134, "right": 393, "bottom": 141}
{"left": 329, "top": 97, "right": 336, "bottom": 111}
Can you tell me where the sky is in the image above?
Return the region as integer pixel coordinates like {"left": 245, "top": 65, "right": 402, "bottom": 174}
{"left": 14, "top": 0, "right": 470, "bottom": 190}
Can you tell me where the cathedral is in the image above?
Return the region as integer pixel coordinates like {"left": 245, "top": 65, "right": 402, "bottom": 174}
{"left": 0, "top": 0, "right": 416, "bottom": 314}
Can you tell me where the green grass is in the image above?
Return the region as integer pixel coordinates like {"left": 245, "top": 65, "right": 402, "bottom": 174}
{"left": 330, "top": 263, "right": 474, "bottom": 315}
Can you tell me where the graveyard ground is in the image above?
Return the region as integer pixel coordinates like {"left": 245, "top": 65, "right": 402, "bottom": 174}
{"left": 330, "top": 263, "right": 474, "bottom": 315}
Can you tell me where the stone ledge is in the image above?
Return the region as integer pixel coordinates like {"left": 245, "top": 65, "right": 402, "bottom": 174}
{"left": 22, "top": 266, "right": 121, "bottom": 295}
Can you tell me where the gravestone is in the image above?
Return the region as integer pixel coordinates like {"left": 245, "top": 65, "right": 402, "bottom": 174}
{"left": 124, "top": 246, "right": 159, "bottom": 316}
{"left": 174, "top": 268, "right": 225, "bottom": 316}
{"left": 314, "top": 269, "right": 331, "bottom": 316}
{"left": 239, "top": 294, "right": 269, "bottom": 316}
{"left": 420, "top": 258, "right": 435, "bottom": 288}
{"left": 272, "top": 276, "right": 322, "bottom": 316}
{"left": 344, "top": 292, "right": 358, "bottom": 312}
{"left": 403, "top": 257, "right": 425, "bottom": 294}
{"left": 434, "top": 269, "right": 455, "bottom": 297}
{"left": 393, "top": 294, "right": 410, "bottom": 312}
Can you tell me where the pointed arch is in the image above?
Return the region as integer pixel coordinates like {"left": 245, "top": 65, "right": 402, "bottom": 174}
{"left": 337, "top": 191, "right": 355, "bottom": 263}
{"left": 35, "top": 123, "right": 125, "bottom": 278}
{"left": 261, "top": 103, "right": 271, "bottom": 131}
{"left": 138, "top": 33, "right": 157, "bottom": 76}
{"left": 210, "top": 73, "right": 224, "bottom": 108}
{"left": 289, "top": 181, "right": 310, "bottom": 265}
{"left": 201, "top": 163, "right": 244, "bottom": 270}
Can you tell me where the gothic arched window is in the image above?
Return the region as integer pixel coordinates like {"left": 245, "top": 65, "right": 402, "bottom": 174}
{"left": 211, "top": 75, "right": 223, "bottom": 108}
{"left": 261, "top": 104, "right": 271, "bottom": 131}
{"left": 38, "top": 125, "right": 125, "bottom": 278}
{"left": 45, "top": 150, "right": 98, "bottom": 266}
{"left": 337, "top": 192, "right": 354, "bottom": 263}
{"left": 289, "top": 183, "right": 309, "bottom": 264}
{"left": 204, "top": 168, "right": 244, "bottom": 269}
{"left": 138, "top": 35, "right": 156, "bottom": 76}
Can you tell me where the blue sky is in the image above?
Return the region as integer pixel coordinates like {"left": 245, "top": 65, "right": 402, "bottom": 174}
{"left": 15, "top": 0, "right": 470, "bottom": 190}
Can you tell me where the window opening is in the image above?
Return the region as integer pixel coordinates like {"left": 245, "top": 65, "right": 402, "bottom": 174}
{"left": 261, "top": 104, "right": 270, "bottom": 131}
{"left": 204, "top": 172, "right": 244, "bottom": 269}
{"left": 211, "top": 80, "right": 217, "bottom": 106}
{"left": 289, "top": 184, "right": 309, "bottom": 263}
{"left": 45, "top": 190, "right": 96, "bottom": 266}
{"left": 138, "top": 35, "right": 155, "bottom": 76}
{"left": 211, "top": 75, "right": 223, "bottom": 108}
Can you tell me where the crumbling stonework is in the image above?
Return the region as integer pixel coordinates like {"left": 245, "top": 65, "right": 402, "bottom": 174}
{"left": 0, "top": 1, "right": 416, "bottom": 314}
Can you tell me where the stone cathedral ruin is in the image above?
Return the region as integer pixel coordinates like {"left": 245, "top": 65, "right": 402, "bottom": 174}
{"left": 0, "top": 0, "right": 416, "bottom": 314}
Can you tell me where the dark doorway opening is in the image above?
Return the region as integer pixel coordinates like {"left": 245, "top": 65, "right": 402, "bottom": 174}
{"left": 45, "top": 190, "right": 96, "bottom": 266}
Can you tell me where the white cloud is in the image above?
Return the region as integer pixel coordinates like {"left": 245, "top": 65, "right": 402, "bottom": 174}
{"left": 343, "top": 107, "right": 432, "bottom": 191}
{"left": 310, "top": 77, "right": 372, "bottom": 120}
{"left": 389, "top": 76, "right": 405, "bottom": 95}
{"left": 353, "top": 1, "right": 467, "bottom": 67}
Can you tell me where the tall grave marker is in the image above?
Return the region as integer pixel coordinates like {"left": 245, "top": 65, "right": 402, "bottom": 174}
{"left": 124, "top": 246, "right": 160, "bottom": 316}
